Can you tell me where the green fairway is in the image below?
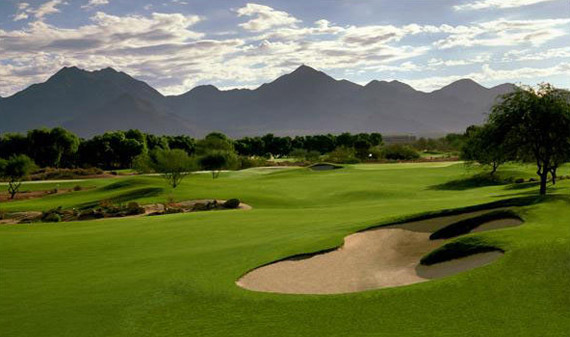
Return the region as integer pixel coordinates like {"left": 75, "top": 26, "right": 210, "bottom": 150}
{"left": 1, "top": 163, "right": 569, "bottom": 336}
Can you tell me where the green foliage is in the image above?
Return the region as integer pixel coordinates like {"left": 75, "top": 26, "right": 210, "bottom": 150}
{"left": 79, "top": 131, "right": 145, "bottom": 169}
{"left": 0, "top": 155, "right": 37, "bottom": 199}
{"left": 353, "top": 139, "right": 372, "bottom": 160}
{"left": 488, "top": 84, "right": 570, "bottom": 195}
{"left": 199, "top": 151, "right": 235, "bottom": 179}
{"left": 413, "top": 133, "right": 466, "bottom": 153}
{"left": 196, "top": 132, "right": 234, "bottom": 155}
{"left": 382, "top": 144, "right": 420, "bottom": 160}
{"left": 42, "top": 212, "right": 62, "bottom": 223}
{"left": 223, "top": 198, "right": 241, "bottom": 209}
{"left": 237, "top": 156, "right": 268, "bottom": 169}
{"left": 326, "top": 146, "right": 360, "bottom": 164}
{"left": 461, "top": 124, "right": 510, "bottom": 175}
{"left": 150, "top": 149, "right": 195, "bottom": 188}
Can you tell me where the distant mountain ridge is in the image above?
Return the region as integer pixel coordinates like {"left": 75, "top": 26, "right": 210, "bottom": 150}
{"left": 0, "top": 65, "right": 516, "bottom": 137}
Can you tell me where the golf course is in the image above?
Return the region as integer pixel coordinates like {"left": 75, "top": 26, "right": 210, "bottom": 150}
{"left": 1, "top": 162, "right": 569, "bottom": 337}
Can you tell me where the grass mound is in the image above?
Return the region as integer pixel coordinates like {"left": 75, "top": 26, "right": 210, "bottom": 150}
{"left": 429, "top": 210, "right": 523, "bottom": 240}
{"left": 420, "top": 237, "right": 502, "bottom": 266}
{"left": 429, "top": 173, "right": 507, "bottom": 190}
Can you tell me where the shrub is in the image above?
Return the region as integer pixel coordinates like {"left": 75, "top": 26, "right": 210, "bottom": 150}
{"left": 238, "top": 156, "right": 268, "bottom": 169}
{"left": 305, "top": 151, "right": 321, "bottom": 162}
{"left": 325, "top": 146, "right": 360, "bottom": 164}
{"left": 78, "top": 209, "right": 104, "bottom": 220}
{"left": 29, "top": 167, "right": 103, "bottom": 181}
{"left": 43, "top": 213, "right": 61, "bottom": 222}
{"left": 382, "top": 144, "right": 420, "bottom": 160}
{"left": 290, "top": 148, "right": 308, "bottom": 161}
{"left": 164, "top": 207, "right": 184, "bottom": 214}
{"left": 223, "top": 199, "right": 241, "bottom": 209}
{"left": 73, "top": 185, "right": 82, "bottom": 191}
{"left": 125, "top": 202, "right": 145, "bottom": 216}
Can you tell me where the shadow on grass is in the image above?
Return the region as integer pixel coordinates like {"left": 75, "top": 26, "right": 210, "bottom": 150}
{"left": 504, "top": 182, "right": 540, "bottom": 190}
{"left": 78, "top": 187, "right": 163, "bottom": 209}
{"left": 428, "top": 173, "right": 507, "bottom": 191}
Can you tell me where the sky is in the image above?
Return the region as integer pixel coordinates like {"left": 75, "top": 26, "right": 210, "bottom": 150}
{"left": 0, "top": 0, "right": 569, "bottom": 97}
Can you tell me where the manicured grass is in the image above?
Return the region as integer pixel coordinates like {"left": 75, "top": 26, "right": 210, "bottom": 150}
{"left": 1, "top": 163, "right": 569, "bottom": 336}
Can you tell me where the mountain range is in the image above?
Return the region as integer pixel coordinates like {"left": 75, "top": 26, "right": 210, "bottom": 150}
{"left": 0, "top": 65, "right": 515, "bottom": 138}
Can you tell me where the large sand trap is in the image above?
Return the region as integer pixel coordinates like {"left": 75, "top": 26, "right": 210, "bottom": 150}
{"left": 237, "top": 209, "right": 522, "bottom": 294}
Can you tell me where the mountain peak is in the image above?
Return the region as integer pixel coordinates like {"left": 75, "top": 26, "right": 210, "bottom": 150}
{"left": 291, "top": 64, "right": 319, "bottom": 75}
{"left": 365, "top": 79, "right": 417, "bottom": 94}
{"left": 444, "top": 78, "right": 484, "bottom": 90}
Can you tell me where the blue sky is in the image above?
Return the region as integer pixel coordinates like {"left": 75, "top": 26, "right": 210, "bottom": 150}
{"left": 0, "top": 0, "right": 569, "bottom": 96}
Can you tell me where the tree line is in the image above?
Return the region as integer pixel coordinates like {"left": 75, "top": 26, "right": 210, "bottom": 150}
{"left": 461, "top": 84, "right": 570, "bottom": 195}
{"left": 0, "top": 129, "right": 388, "bottom": 170}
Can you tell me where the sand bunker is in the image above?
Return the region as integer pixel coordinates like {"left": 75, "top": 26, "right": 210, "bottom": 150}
{"left": 309, "top": 163, "right": 343, "bottom": 171}
{"left": 237, "top": 209, "right": 522, "bottom": 294}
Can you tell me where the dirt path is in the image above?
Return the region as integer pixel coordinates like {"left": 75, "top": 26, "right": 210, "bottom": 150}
{"left": 237, "top": 209, "right": 522, "bottom": 294}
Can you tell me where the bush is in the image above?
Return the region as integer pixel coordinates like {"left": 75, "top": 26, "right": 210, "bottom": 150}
{"left": 382, "top": 144, "right": 420, "bottom": 160}
{"left": 29, "top": 167, "right": 103, "bottom": 181}
{"left": 238, "top": 156, "right": 268, "bottom": 169}
{"left": 42, "top": 211, "right": 62, "bottom": 223}
{"left": 164, "top": 207, "right": 184, "bottom": 214}
{"left": 223, "top": 199, "right": 241, "bottom": 209}
{"left": 290, "top": 148, "right": 308, "bottom": 161}
{"left": 126, "top": 202, "right": 145, "bottom": 215}
{"left": 73, "top": 185, "right": 83, "bottom": 191}
{"left": 305, "top": 151, "right": 321, "bottom": 162}
{"left": 325, "top": 146, "right": 360, "bottom": 164}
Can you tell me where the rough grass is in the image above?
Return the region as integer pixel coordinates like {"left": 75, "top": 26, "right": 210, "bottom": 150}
{"left": 0, "top": 163, "right": 569, "bottom": 337}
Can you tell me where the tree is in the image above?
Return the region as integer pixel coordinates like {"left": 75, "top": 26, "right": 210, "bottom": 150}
{"left": 150, "top": 149, "right": 195, "bottom": 188}
{"left": 489, "top": 84, "right": 570, "bottom": 195}
{"left": 27, "top": 128, "right": 79, "bottom": 168}
{"left": 196, "top": 132, "right": 234, "bottom": 155}
{"left": 354, "top": 139, "right": 372, "bottom": 160}
{"left": 166, "top": 135, "right": 196, "bottom": 155}
{"left": 461, "top": 124, "right": 509, "bottom": 175}
{"left": 0, "top": 133, "right": 29, "bottom": 159}
{"left": 0, "top": 155, "right": 37, "bottom": 199}
{"left": 199, "top": 152, "right": 229, "bottom": 179}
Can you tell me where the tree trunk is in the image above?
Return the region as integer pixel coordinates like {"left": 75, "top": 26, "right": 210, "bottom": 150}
{"left": 539, "top": 172, "right": 548, "bottom": 195}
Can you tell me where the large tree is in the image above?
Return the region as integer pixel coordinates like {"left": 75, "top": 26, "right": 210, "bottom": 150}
{"left": 489, "top": 84, "right": 570, "bottom": 195}
{"left": 0, "top": 155, "right": 37, "bottom": 199}
{"left": 27, "top": 128, "right": 79, "bottom": 168}
{"left": 461, "top": 124, "right": 510, "bottom": 175}
{"left": 151, "top": 149, "right": 195, "bottom": 188}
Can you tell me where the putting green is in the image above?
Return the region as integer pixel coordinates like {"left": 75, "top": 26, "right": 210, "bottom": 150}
{"left": 1, "top": 163, "right": 569, "bottom": 336}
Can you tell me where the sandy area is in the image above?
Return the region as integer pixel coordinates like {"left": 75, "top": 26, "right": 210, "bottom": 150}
{"left": 237, "top": 209, "right": 521, "bottom": 294}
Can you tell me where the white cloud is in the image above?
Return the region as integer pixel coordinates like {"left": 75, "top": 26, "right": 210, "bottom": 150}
{"left": 1, "top": 3, "right": 568, "bottom": 97}
{"left": 81, "top": 0, "right": 109, "bottom": 10}
{"left": 503, "top": 47, "right": 570, "bottom": 61}
{"left": 405, "top": 62, "right": 570, "bottom": 91}
{"left": 454, "top": 0, "right": 557, "bottom": 10}
{"left": 13, "top": 0, "right": 66, "bottom": 21}
{"left": 237, "top": 3, "right": 301, "bottom": 31}
{"left": 433, "top": 18, "right": 570, "bottom": 49}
